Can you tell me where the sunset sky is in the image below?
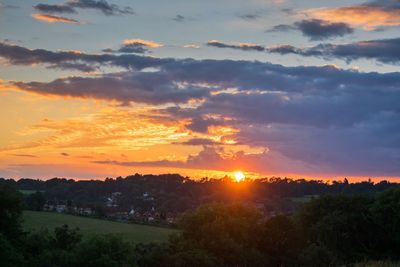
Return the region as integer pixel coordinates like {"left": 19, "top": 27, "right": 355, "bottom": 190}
{"left": 1, "top": 0, "right": 400, "bottom": 180}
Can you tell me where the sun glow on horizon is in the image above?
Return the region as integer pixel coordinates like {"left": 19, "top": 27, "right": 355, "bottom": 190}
{"left": 234, "top": 171, "right": 245, "bottom": 182}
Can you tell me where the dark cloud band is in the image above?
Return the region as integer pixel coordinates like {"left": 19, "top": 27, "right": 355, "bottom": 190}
{"left": 33, "top": 0, "right": 134, "bottom": 16}
{"left": 268, "top": 19, "right": 353, "bottom": 40}
{"left": 269, "top": 37, "right": 400, "bottom": 65}
{"left": 205, "top": 37, "right": 400, "bottom": 65}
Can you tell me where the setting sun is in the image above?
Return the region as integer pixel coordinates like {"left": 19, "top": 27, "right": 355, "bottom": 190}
{"left": 234, "top": 171, "right": 245, "bottom": 182}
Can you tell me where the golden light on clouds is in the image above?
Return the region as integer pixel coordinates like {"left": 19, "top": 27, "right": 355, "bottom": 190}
{"left": 208, "top": 125, "right": 239, "bottom": 140}
{"left": 31, "top": 14, "right": 80, "bottom": 24}
{"left": 308, "top": 6, "right": 400, "bottom": 30}
{"left": 123, "top": 39, "right": 163, "bottom": 48}
{"left": 0, "top": 85, "right": 266, "bottom": 179}
{"left": 10, "top": 107, "right": 187, "bottom": 152}
{"left": 0, "top": 87, "right": 201, "bottom": 178}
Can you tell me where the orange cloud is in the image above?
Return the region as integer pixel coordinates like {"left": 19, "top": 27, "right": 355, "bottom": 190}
{"left": 31, "top": 13, "right": 79, "bottom": 24}
{"left": 123, "top": 39, "right": 163, "bottom": 48}
{"left": 0, "top": 107, "right": 188, "bottom": 153}
{"left": 308, "top": 6, "right": 400, "bottom": 30}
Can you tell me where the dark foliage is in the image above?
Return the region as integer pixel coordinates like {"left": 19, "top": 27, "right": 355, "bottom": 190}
{"left": 1, "top": 182, "right": 400, "bottom": 266}
{"left": 1, "top": 174, "right": 398, "bottom": 217}
{"left": 0, "top": 185, "right": 23, "bottom": 240}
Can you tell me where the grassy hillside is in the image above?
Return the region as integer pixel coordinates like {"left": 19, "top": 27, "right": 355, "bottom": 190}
{"left": 22, "top": 211, "right": 177, "bottom": 243}
{"left": 19, "top": 189, "right": 42, "bottom": 195}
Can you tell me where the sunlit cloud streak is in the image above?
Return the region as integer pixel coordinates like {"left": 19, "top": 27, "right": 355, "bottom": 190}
{"left": 31, "top": 13, "right": 80, "bottom": 24}
{"left": 307, "top": 0, "right": 400, "bottom": 29}
{"left": 103, "top": 39, "right": 163, "bottom": 54}
{"left": 123, "top": 39, "right": 163, "bottom": 48}
{"left": 0, "top": 108, "right": 186, "bottom": 152}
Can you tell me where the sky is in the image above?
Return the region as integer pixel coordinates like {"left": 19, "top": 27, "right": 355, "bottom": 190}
{"left": 0, "top": 0, "right": 400, "bottom": 181}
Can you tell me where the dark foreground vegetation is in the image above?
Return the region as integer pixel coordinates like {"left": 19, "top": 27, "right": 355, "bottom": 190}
{"left": 1, "top": 182, "right": 400, "bottom": 267}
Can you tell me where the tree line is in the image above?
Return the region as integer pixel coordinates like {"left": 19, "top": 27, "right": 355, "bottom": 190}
{"left": 1, "top": 174, "right": 398, "bottom": 216}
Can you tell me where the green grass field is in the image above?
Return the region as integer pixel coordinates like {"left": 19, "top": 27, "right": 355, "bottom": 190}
{"left": 19, "top": 189, "right": 43, "bottom": 195}
{"left": 22, "top": 211, "right": 177, "bottom": 243}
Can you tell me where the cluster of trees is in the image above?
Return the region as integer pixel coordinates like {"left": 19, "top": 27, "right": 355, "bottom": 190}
{"left": 1, "top": 183, "right": 400, "bottom": 267}
{"left": 148, "top": 190, "right": 400, "bottom": 267}
{"left": 1, "top": 185, "right": 135, "bottom": 267}
{"left": 1, "top": 174, "right": 398, "bottom": 215}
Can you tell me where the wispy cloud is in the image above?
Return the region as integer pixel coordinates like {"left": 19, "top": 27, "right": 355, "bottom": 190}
{"left": 34, "top": 3, "right": 76, "bottom": 14}
{"left": 31, "top": 13, "right": 80, "bottom": 24}
{"left": 68, "top": 0, "right": 134, "bottom": 15}
{"left": 0, "top": 4, "right": 19, "bottom": 9}
{"left": 237, "top": 13, "right": 261, "bottom": 21}
{"left": 172, "top": 14, "right": 185, "bottom": 22}
{"left": 33, "top": 0, "right": 134, "bottom": 17}
{"left": 207, "top": 40, "right": 266, "bottom": 51}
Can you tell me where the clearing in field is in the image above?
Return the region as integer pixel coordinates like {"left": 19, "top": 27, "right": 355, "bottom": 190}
{"left": 22, "top": 211, "right": 177, "bottom": 243}
{"left": 19, "top": 190, "right": 43, "bottom": 195}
